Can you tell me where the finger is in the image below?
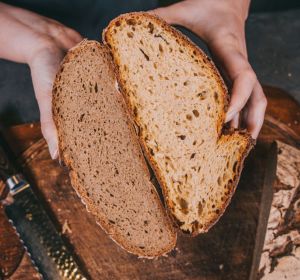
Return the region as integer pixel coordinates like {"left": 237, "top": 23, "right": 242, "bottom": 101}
{"left": 244, "top": 82, "right": 267, "bottom": 139}
{"left": 206, "top": 37, "right": 257, "bottom": 127}
{"left": 30, "top": 50, "right": 63, "bottom": 159}
{"left": 230, "top": 113, "right": 240, "bottom": 129}
{"left": 151, "top": 2, "right": 186, "bottom": 25}
{"left": 225, "top": 68, "right": 257, "bottom": 122}
{"left": 57, "top": 32, "right": 78, "bottom": 50}
{"left": 35, "top": 82, "right": 58, "bottom": 159}
{"left": 211, "top": 46, "right": 257, "bottom": 123}
{"left": 64, "top": 27, "right": 83, "bottom": 44}
{"left": 41, "top": 117, "right": 59, "bottom": 159}
{"left": 49, "top": 24, "right": 80, "bottom": 50}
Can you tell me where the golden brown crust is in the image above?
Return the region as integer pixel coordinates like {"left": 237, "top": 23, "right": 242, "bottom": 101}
{"left": 103, "top": 12, "right": 254, "bottom": 235}
{"left": 52, "top": 40, "right": 177, "bottom": 257}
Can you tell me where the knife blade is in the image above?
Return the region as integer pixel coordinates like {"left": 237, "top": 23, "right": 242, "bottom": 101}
{"left": 249, "top": 142, "right": 278, "bottom": 280}
{"left": 0, "top": 134, "right": 88, "bottom": 280}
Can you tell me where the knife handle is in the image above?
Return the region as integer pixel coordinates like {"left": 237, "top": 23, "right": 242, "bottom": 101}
{"left": 0, "top": 135, "right": 17, "bottom": 182}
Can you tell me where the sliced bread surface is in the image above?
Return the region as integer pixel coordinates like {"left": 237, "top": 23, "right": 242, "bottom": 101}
{"left": 52, "top": 40, "right": 176, "bottom": 256}
{"left": 104, "top": 13, "right": 254, "bottom": 235}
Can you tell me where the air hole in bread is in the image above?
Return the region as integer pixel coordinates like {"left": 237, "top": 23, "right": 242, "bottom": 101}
{"left": 127, "top": 32, "right": 134, "bottom": 38}
{"left": 149, "top": 148, "right": 155, "bottom": 156}
{"left": 126, "top": 18, "right": 136, "bottom": 25}
{"left": 186, "top": 114, "right": 192, "bottom": 121}
{"left": 178, "top": 198, "right": 189, "bottom": 214}
{"left": 214, "top": 92, "right": 219, "bottom": 103}
{"left": 148, "top": 22, "right": 154, "bottom": 34}
{"left": 192, "top": 109, "right": 199, "bottom": 117}
{"left": 198, "top": 202, "right": 203, "bottom": 216}
{"left": 159, "top": 44, "right": 163, "bottom": 52}
{"left": 197, "top": 91, "right": 207, "bottom": 100}
{"left": 139, "top": 48, "right": 149, "bottom": 61}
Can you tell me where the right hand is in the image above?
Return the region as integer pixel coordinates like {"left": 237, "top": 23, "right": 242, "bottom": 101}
{"left": 153, "top": 0, "right": 267, "bottom": 139}
{"left": 0, "top": 3, "right": 82, "bottom": 159}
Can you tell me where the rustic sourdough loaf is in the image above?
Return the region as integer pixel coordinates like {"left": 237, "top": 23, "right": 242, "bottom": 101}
{"left": 52, "top": 40, "right": 176, "bottom": 257}
{"left": 104, "top": 13, "right": 254, "bottom": 235}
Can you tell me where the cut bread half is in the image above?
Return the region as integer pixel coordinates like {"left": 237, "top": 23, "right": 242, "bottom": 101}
{"left": 52, "top": 40, "right": 177, "bottom": 257}
{"left": 104, "top": 13, "right": 254, "bottom": 235}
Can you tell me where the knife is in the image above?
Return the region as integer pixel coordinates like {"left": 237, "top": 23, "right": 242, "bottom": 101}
{"left": 0, "top": 134, "right": 88, "bottom": 280}
{"left": 249, "top": 142, "right": 278, "bottom": 280}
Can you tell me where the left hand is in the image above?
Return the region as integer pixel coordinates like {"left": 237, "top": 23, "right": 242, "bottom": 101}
{"left": 152, "top": 0, "right": 267, "bottom": 139}
{"left": 0, "top": 3, "right": 83, "bottom": 159}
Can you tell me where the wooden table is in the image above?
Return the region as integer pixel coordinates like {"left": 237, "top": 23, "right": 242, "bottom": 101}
{"left": 0, "top": 86, "right": 299, "bottom": 280}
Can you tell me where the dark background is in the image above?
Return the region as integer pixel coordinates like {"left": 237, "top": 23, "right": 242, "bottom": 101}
{"left": 1, "top": 0, "right": 300, "bottom": 125}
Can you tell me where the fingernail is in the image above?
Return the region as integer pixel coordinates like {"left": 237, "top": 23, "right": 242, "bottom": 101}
{"left": 225, "top": 110, "right": 235, "bottom": 122}
{"left": 48, "top": 140, "right": 58, "bottom": 159}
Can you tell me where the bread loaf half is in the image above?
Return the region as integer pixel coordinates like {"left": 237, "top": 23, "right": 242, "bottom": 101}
{"left": 104, "top": 13, "right": 254, "bottom": 235}
{"left": 52, "top": 40, "right": 177, "bottom": 257}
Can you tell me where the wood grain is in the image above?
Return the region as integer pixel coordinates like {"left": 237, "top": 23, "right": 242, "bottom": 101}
{"left": 2, "top": 128, "right": 275, "bottom": 280}
{"left": 260, "top": 86, "right": 300, "bottom": 147}
{"left": 0, "top": 86, "right": 299, "bottom": 280}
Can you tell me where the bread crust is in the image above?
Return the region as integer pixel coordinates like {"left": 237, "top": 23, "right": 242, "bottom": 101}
{"left": 103, "top": 12, "right": 254, "bottom": 235}
{"left": 52, "top": 40, "right": 177, "bottom": 257}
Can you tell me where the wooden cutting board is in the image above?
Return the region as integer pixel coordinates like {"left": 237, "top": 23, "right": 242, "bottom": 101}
{"left": 0, "top": 86, "right": 299, "bottom": 280}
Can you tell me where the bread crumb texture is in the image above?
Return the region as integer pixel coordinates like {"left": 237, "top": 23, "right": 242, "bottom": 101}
{"left": 104, "top": 13, "right": 253, "bottom": 235}
{"left": 52, "top": 40, "right": 176, "bottom": 257}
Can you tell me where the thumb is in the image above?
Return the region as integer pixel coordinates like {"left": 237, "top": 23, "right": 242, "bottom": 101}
{"left": 150, "top": 3, "right": 185, "bottom": 25}
{"left": 36, "top": 87, "right": 59, "bottom": 159}
{"left": 41, "top": 118, "right": 58, "bottom": 159}
{"left": 29, "top": 48, "right": 64, "bottom": 160}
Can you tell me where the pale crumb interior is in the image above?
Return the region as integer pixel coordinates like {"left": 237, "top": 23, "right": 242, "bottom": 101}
{"left": 107, "top": 16, "right": 250, "bottom": 233}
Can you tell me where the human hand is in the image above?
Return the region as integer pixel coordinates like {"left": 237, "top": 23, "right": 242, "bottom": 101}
{"left": 153, "top": 0, "right": 267, "bottom": 138}
{"left": 0, "top": 3, "right": 82, "bottom": 158}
